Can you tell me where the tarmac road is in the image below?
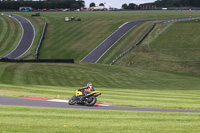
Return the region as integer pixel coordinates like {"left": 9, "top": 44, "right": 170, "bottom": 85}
{"left": 81, "top": 19, "right": 161, "bottom": 63}
{"left": 1, "top": 96, "right": 200, "bottom": 113}
{"left": 81, "top": 17, "right": 200, "bottom": 63}
{"left": 3, "top": 14, "right": 35, "bottom": 59}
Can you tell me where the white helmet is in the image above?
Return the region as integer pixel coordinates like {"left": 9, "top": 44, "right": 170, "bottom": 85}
{"left": 87, "top": 82, "right": 92, "bottom": 87}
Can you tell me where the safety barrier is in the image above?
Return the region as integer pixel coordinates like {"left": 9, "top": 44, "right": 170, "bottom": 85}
{"left": 110, "top": 24, "right": 156, "bottom": 65}
{"left": 36, "top": 23, "right": 47, "bottom": 59}
{"left": 0, "top": 58, "right": 74, "bottom": 63}
{"left": 110, "top": 17, "right": 200, "bottom": 65}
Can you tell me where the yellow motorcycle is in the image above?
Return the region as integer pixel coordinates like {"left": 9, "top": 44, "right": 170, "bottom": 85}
{"left": 68, "top": 89, "right": 101, "bottom": 106}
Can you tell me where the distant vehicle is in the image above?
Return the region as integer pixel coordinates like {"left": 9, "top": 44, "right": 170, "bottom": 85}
{"left": 42, "top": 8, "right": 47, "bottom": 11}
{"left": 19, "top": 7, "right": 32, "bottom": 12}
{"left": 162, "top": 8, "right": 168, "bottom": 10}
{"left": 65, "top": 17, "right": 70, "bottom": 22}
{"left": 31, "top": 13, "right": 40, "bottom": 17}
{"left": 62, "top": 9, "right": 69, "bottom": 12}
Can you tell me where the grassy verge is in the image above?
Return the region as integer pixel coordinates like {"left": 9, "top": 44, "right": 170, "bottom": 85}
{"left": 0, "top": 106, "right": 200, "bottom": 133}
{"left": 16, "top": 14, "right": 45, "bottom": 59}
{"left": 0, "top": 15, "right": 22, "bottom": 58}
{"left": 7, "top": 11, "right": 200, "bottom": 61}
{"left": 150, "top": 20, "right": 200, "bottom": 61}
{"left": 98, "top": 22, "right": 155, "bottom": 64}
{"left": 0, "top": 62, "right": 199, "bottom": 89}
{"left": 0, "top": 63, "right": 200, "bottom": 110}
{"left": 114, "top": 20, "right": 200, "bottom": 75}
{"left": 1, "top": 84, "right": 200, "bottom": 110}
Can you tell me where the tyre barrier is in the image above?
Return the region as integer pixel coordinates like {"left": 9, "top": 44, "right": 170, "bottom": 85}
{"left": 36, "top": 23, "right": 47, "bottom": 59}
{"left": 0, "top": 58, "right": 74, "bottom": 63}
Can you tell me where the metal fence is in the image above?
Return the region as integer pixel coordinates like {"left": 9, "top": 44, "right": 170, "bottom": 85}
{"left": 110, "top": 24, "right": 156, "bottom": 65}
{"left": 36, "top": 22, "right": 47, "bottom": 59}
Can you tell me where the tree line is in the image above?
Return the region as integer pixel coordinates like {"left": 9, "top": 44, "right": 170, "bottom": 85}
{"left": 0, "top": 0, "right": 84, "bottom": 10}
{"left": 89, "top": 2, "right": 105, "bottom": 7}
{"left": 153, "top": 0, "right": 200, "bottom": 7}
{"left": 122, "top": 3, "right": 137, "bottom": 10}
{"left": 122, "top": 0, "right": 200, "bottom": 10}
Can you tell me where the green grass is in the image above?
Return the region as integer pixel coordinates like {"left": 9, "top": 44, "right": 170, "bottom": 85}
{"left": 98, "top": 22, "right": 155, "bottom": 64}
{"left": 8, "top": 11, "right": 200, "bottom": 61}
{"left": 0, "top": 106, "right": 200, "bottom": 133}
{"left": 0, "top": 15, "right": 22, "bottom": 58}
{"left": 0, "top": 11, "right": 199, "bottom": 110}
{"left": 37, "top": 11, "right": 200, "bottom": 61}
{"left": 16, "top": 14, "right": 45, "bottom": 59}
{"left": 150, "top": 20, "right": 200, "bottom": 60}
{"left": 1, "top": 84, "right": 200, "bottom": 110}
{"left": 114, "top": 20, "right": 200, "bottom": 75}
{"left": 0, "top": 11, "right": 200, "bottom": 132}
{"left": 0, "top": 62, "right": 200, "bottom": 110}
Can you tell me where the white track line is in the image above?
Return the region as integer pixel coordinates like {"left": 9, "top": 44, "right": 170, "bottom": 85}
{"left": 48, "top": 99, "right": 69, "bottom": 103}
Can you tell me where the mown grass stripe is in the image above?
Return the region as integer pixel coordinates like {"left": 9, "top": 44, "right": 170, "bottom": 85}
{"left": 1, "top": 18, "right": 16, "bottom": 51}
{"left": 98, "top": 22, "right": 154, "bottom": 64}
{"left": 0, "top": 17, "right": 3, "bottom": 37}
{"left": 0, "top": 16, "right": 9, "bottom": 48}
{"left": 0, "top": 16, "right": 22, "bottom": 57}
{"left": 0, "top": 16, "right": 8, "bottom": 42}
{"left": 1, "top": 106, "right": 200, "bottom": 132}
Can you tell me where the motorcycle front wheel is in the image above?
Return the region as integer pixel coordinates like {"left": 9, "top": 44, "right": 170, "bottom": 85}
{"left": 68, "top": 96, "right": 76, "bottom": 105}
{"left": 85, "top": 96, "right": 97, "bottom": 106}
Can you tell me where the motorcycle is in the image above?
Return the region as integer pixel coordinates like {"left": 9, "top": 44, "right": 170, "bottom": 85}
{"left": 68, "top": 89, "right": 101, "bottom": 106}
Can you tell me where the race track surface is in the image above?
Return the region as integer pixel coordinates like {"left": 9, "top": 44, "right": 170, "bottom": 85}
{"left": 81, "top": 19, "right": 161, "bottom": 63}
{"left": 81, "top": 17, "right": 200, "bottom": 63}
{"left": 1, "top": 96, "right": 200, "bottom": 113}
{"left": 3, "top": 14, "right": 35, "bottom": 59}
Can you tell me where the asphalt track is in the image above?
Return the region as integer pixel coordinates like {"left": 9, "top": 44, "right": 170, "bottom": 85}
{"left": 1, "top": 96, "right": 200, "bottom": 113}
{"left": 81, "top": 17, "right": 200, "bottom": 63}
{"left": 2, "top": 14, "right": 35, "bottom": 59}
{"left": 81, "top": 19, "right": 162, "bottom": 63}
{"left": 1, "top": 16, "right": 200, "bottom": 112}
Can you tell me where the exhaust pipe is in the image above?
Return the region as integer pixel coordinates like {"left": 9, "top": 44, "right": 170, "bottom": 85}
{"left": 94, "top": 93, "right": 101, "bottom": 97}
{"left": 83, "top": 93, "right": 94, "bottom": 98}
{"left": 83, "top": 93, "right": 101, "bottom": 98}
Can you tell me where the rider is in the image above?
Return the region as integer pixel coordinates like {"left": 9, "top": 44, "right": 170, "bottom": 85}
{"left": 78, "top": 82, "right": 95, "bottom": 95}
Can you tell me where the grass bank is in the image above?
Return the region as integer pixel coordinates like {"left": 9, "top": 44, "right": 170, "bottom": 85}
{"left": 0, "top": 11, "right": 199, "bottom": 110}
{"left": 9, "top": 11, "right": 200, "bottom": 61}
{"left": 17, "top": 14, "right": 45, "bottom": 59}
{"left": 0, "top": 106, "right": 200, "bottom": 133}
{"left": 0, "top": 15, "right": 22, "bottom": 58}
{"left": 0, "top": 63, "right": 199, "bottom": 110}
{"left": 114, "top": 19, "right": 200, "bottom": 75}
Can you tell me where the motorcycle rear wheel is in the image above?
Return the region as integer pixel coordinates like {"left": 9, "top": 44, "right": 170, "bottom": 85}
{"left": 68, "top": 96, "right": 76, "bottom": 105}
{"left": 85, "top": 96, "right": 97, "bottom": 106}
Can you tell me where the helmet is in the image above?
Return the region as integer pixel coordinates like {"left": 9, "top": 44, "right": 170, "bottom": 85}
{"left": 87, "top": 82, "right": 92, "bottom": 88}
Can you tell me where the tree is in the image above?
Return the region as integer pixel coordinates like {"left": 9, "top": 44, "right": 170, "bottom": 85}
{"left": 89, "top": 2, "right": 95, "bottom": 7}
{"left": 153, "top": 0, "right": 200, "bottom": 7}
{"left": 99, "top": 3, "right": 104, "bottom": 6}
{"left": 71, "top": 3, "right": 80, "bottom": 9}
{"left": 122, "top": 3, "right": 128, "bottom": 9}
{"left": 0, "top": 0, "right": 85, "bottom": 10}
{"left": 129, "top": 3, "right": 136, "bottom": 10}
